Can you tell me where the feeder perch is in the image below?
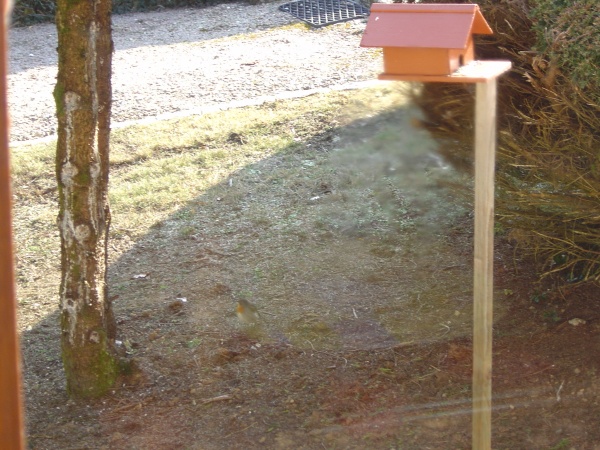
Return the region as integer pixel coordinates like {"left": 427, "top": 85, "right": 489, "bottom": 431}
{"left": 360, "top": 3, "right": 493, "bottom": 78}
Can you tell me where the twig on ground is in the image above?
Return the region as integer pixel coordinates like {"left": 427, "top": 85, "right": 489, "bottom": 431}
{"left": 556, "top": 380, "right": 565, "bottom": 402}
{"left": 202, "top": 394, "right": 232, "bottom": 405}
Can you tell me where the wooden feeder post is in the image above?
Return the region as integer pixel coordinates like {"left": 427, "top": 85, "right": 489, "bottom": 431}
{"left": 361, "top": 4, "right": 511, "bottom": 449}
{"left": 0, "top": 0, "right": 26, "bottom": 447}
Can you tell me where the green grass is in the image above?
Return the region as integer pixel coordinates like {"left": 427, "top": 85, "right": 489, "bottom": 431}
{"left": 13, "top": 84, "right": 413, "bottom": 237}
{"left": 11, "top": 83, "right": 472, "bottom": 338}
{"left": 12, "top": 87, "right": 404, "bottom": 270}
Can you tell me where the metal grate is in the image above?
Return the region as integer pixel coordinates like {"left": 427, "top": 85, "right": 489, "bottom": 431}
{"left": 279, "top": 0, "right": 370, "bottom": 28}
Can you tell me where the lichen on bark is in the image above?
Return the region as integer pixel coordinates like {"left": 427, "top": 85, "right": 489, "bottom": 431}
{"left": 55, "top": 0, "right": 120, "bottom": 398}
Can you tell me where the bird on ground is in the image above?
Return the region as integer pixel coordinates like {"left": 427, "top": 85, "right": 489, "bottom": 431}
{"left": 235, "top": 298, "right": 260, "bottom": 324}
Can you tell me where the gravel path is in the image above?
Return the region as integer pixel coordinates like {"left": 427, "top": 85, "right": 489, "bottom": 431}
{"left": 8, "top": 1, "right": 381, "bottom": 145}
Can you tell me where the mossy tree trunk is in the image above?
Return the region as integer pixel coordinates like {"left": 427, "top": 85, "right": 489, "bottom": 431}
{"left": 54, "top": 0, "right": 118, "bottom": 398}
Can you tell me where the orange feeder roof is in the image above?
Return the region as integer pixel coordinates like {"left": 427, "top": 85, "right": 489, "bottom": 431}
{"left": 360, "top": 3, "right": 493, "bottom": 50}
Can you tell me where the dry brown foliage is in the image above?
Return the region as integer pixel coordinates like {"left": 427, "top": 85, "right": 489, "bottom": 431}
{"left": 405, "top": 0, "right": 600, "bottom": 283}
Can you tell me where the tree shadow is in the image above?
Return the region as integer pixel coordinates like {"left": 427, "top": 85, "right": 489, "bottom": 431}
{"left": 20, "top": 93, "right": 521, "bottom": 448}
{"left": 105, "top": 99, "right": 477, "bottom": 357}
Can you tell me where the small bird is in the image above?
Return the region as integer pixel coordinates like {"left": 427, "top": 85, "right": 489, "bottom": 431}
{"left": 236, "top": 299, "right": 260, "bottom": 324}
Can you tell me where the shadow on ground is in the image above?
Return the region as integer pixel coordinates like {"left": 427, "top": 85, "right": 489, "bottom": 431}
{"left": 19, "top": 89, "right": 600, "bottom": 449}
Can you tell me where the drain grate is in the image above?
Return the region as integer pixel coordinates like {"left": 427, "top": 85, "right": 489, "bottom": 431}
{"left": 279, "top": 0, "right": 370, "bottom": 28}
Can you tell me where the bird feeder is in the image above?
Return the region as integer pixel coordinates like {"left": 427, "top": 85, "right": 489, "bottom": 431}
{"left": 361, "top": 4, "right": 511, "bottom": 450}
{"left": 361, "top": 3, "right": 493, "bottom": 77}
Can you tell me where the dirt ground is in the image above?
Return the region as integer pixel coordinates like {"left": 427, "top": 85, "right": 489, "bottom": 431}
{"left": 18, "top": 101, "right": 600, "bottom": 450}
{"left": 20, "top": 230, "right": 600, "bottom": 450}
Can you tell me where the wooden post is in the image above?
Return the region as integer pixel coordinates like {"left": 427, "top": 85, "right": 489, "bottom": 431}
{"left": 472, "top": 79, "right": 497, "bottom": 450}
{"left": 374, "top": 61, "right": 510, "bottom": 449}
{"left": 0, "top": 0, "right": 26, "bottom": 448}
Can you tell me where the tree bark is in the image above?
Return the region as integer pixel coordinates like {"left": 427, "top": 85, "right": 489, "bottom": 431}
{"left": 54, "top": 0, "right": 118, "bottom": 398}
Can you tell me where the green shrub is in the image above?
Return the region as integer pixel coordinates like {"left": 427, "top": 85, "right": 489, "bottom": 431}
{"left": 531, "top": 0, "right": 600, "bottom": 94}
{"left": 11, "top": 0, "right": 237, "bottom": 26}
{"left": 111, "top": 0, "right": 236, "bottom": 15}
{"left": 12, "top": 0, "right": 55, "bottom": 26}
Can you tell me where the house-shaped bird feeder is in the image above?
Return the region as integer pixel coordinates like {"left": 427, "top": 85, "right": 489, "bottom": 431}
{"left": 361, "top": 3, "right": 493, "bottom": 78}
{"left": 361, "top": 4, "right": 511, "bottom": 450}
